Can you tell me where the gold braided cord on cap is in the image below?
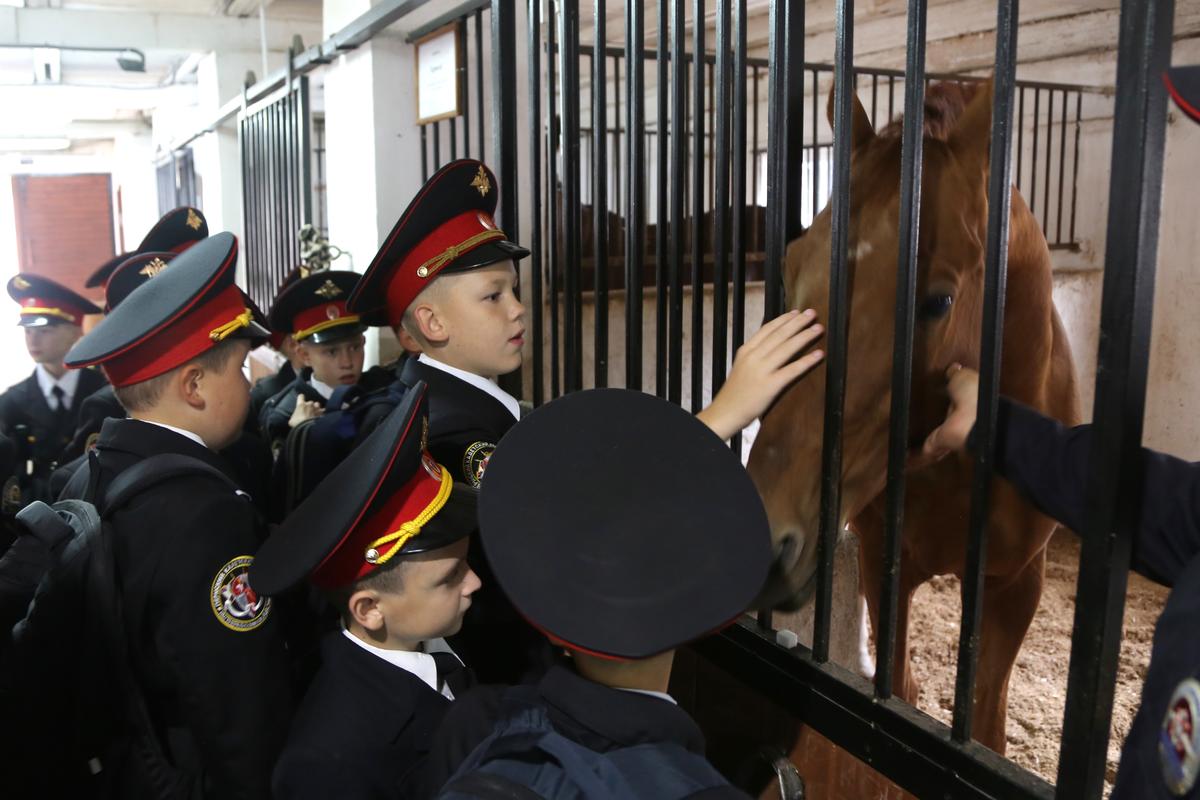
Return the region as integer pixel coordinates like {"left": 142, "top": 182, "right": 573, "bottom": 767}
{"left": 415, "top": 229, "right": 507, "bottom": 279}
{"left": 294, "top": 314, "right": 362, "bottom": 341}
{"left": 20, "top": 307, "right": 79, "bottom": 322}
{"left": 209, "top": 308, "right": 253, "bottom": 341}
{"left": 364, "top": 465, "right": 454, "bottom": 566}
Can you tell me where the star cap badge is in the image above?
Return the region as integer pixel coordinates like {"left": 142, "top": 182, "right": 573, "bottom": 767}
{"left": 12, "top": 276, "right": 30, "bottom": 290}
{"left": 139, "top": 257, "right": 169, "bottom": 278}
{"left": 314, "top": 279, "right": 343, "bottom": 299}
{"left": 185, "top": 208, "right": 203, "bottom": 231}
{"left": 470, "top": 165, "right": 491, "bottom": 197}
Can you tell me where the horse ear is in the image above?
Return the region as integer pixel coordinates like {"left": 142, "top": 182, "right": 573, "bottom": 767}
{"left": 826, "top": 81, "right": 875, "bottom": 152}
{"left": 948, "top": 78, "right": 995, "bottom": 178}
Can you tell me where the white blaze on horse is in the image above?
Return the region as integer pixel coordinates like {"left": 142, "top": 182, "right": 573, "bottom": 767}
{"left": 747, "top": 80, "right": 1079, "bottom": 754}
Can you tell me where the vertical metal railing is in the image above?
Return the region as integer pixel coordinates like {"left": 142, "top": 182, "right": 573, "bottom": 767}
{"left": 1056, "top": 0, "right": 1173, "bottom": 796}
{"left": 625, "top": 0, "right": 645, "bottom": 391}
{"left": 239, "top": 74, "right": 311, "bottom": 309}
{"left": 593, "top": 0, "right": 609, "bottom": 389}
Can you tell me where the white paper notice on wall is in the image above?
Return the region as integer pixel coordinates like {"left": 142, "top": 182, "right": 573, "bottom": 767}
{"left": 416, "top": 25, "right": 460, "bottom": 124}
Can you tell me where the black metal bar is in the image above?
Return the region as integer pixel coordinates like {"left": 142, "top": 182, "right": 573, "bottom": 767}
{"left": 1043, "top": 88, "right": 1054, "bottom": 237}
{"left": 689, "top": 0, "right": 705, "bottom": 413}
{"left": 708, "top": 62, "right": 715, "bottom": 215}
{"left": 433, "top": 120, "right": 442, "bottom": 169}
{"left": 492, "top": 0, "right": 520, "bottom": 400}
{"left": 655, "top": 0, "right": 669, "bottom": 399}
{"left": 1030, "top": 87, "right": 1039, "bottom": 216}
{"left": 1056, "top": 1, "right": 1173, "bottom": 794}
{"left": 729, "top": 0, "right": 747, "bottom": 456}
{"left": 298, "top": 77, "right": 313, "bottom": 227}
{"left": 693, "top": 620, "right": 1054, "bottom": 800}
{"left": 1016, "top": 86, "right": 1024, "bottom": 197}
{"left": 476, "top": 8, "right": 485, "bottom": 163}
{"left": 1070, "top": 91, "right": 1082, "bottom": 244}
{"left": 548, "top": 8, "right": 561, "bottom": 400}
{"left": 449, "top": 108, "right": 458, "bottom": 159}
{"left": 871, "top": 72, "right": 878, "bottom": 126}
{"left": 593, "top": 0, "right": 609, "bottom": 390}
{"left": 889, "top": 73, "right": 895, "bottom": 121}
{"left": 282, "top": 92, "right": 295, "bottom": 277}
{"left": 752, "top": 66, "right": 759, "bottom": 207}
{"left": 1057, "top": 89, "right": 1068, "bottom": 245}
{"left": 811, "top": 69, "right": 819, "bottom": 225}
{"left": 461, "top": 19, "right": 470, "bottom": 159}
{"left": 951, "top": 0, "right": 1020, "bottom": 745}
{"left": 813, "top": 0, "right": 851, "bottom": 663}
{"left": 560, "top": 0, "right": 582, "bottom": 394}
{"left": 268, "top": 102, "right": 281, "bottom": 283}
{"left": 528, "top": 0, "right": 543, "bottom": 406}
{"left": 711, "top": 0, "right": 731, "bottom": 402}
{"left": 875, "top": 0, "right": 928, "bottom": 702}
{"left": 625, "top": 0, "right": 644, "bottom": 391}
{"left": 668, "top": 0, "right": 685, "bottom": 406}
{"left": 405, "top": 0, "right": 490, "bottom": 42}
{"left": 613, "top": 53, "right": 621, "bottom": 220}
{"left": 421, "top": 124, "right": 429, "bottom": 180}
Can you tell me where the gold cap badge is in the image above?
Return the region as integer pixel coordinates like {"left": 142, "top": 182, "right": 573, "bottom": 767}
{"left": 470, "top": 165, "right": 491, "bottom": 197}
{"left": 314, "top": 279, "right": 343, "bottom": 299}
{"left": 12, "top": 276, "right": 30, "bottom": 290}
{"left": 185, "top": 208, "right": 203, "bottom": 231}
{"left": 139, "top": 257, "right": 169, "bottom": 278}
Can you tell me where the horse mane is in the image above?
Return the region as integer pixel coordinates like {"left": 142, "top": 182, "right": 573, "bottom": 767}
{"left": 877, "top": 80, "right": 981, "bottom": 141}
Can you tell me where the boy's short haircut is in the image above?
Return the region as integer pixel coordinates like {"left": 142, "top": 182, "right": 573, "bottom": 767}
{"left": 114, "top": 337, "right": 244, "bottom": 413}
{"left": 325, "top": 557, "right": 411, "bottom": 624}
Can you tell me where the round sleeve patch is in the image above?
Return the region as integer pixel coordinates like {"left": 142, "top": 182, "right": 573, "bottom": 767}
{"left": 1160, "top": 677, "right": 1200, "bottom": 795}
{"left": 462, "top": 441, "right": 496, "bottom": 488}
{"left": 210, "top": 555, "right": 271, "bottom": 632}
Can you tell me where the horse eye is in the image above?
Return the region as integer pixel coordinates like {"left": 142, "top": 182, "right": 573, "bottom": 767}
{"left": 919, "top": 294, "right": 953, "bottom": 320}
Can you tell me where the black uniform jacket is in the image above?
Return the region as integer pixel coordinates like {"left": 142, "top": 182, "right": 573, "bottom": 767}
{"left": 428, "top": 664, "right": 750, "bottom": 799}
{"left": 250, "top": 360, "right": 296, "bottom": 423}
{"left": 260, "top": 365, "right": 396, "bottom": 449}
{"left": 0, "top": 367, "right": 107, "bottom": 502}
{"left": 402, "top": 358, "right": 554, "bottom": 685}
{"left": 5, "top": 418, "right": 291, "bottom": 799}
{"left": 273, "top": 631, "right": 456, "bottom": 800}
{"left": 988, "top": 398, "right": 1200, "bottom": 799}
{"left": 60, "top": 382, "right": 124, "bottom": 464}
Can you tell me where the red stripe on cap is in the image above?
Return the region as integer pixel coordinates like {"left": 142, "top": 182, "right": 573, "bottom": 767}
{"left": 310, "top": 453, "right": 447, "bottom": 589}
{"left": 1165, "top": 72, "right": 1200, "bottom": 123}
{"left": 19, "top": 297, "right": 87, "bottom": 326}
{"left": 291, "top": 299, "right": 353, "bottom": 338}
{"left": 96, "top": 283, "right": 246, "bottom": 387}
{"left": 384, "top": 211, "right": 501, "bottom": 327}
{"left": 169, "top": 240, "right": 199, "bottom": 255}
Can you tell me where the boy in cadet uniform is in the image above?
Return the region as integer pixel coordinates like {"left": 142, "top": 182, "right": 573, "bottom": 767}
{"left": 346, "top": 158, "right": 826, "bottom": 686}
{"left": 259, "top": 269, "right": 393, "bottom": 452}
{"left": 2, "top": 233, "right": 291, "bottom": 799}
{"left": 429, "top": 388, "right": 774, "bottom": 799}
{"left": 64, "top": 205, "right": 211, "bottom": 463}
{"left": 250, "top": 270, "right": 307, "bottom": 424}
{"left": 253, "top": 380, "right": 481, "bottom": 800}
{"left": 0, "top": 274, "right": 106, "bottom": 505}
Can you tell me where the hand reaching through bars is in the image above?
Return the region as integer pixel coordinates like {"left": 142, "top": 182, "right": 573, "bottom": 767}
{"left": 922, "top": 364, "right": 980, "bottom": 460}
{"left": 697, "top": 309, "right": 825, "bottom": 441}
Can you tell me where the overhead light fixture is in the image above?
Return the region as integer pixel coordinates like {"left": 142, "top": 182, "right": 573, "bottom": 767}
{"left": 0, "top": 137, "right": 71, "bottom": 151}
{"left": 116, "top": 49, "right": 145, "bottom": 73}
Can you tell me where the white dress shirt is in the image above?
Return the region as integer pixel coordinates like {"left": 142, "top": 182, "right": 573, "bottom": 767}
{"left": 35, "top": 364, "right": 81, "bottom": 411}
{"left": 309, "top": 375, "right": 335, "bottom": 401}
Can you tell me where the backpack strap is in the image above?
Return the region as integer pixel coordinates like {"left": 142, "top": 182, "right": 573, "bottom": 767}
{"left": 102, "top": 453, "right": 241, "bottom": 514}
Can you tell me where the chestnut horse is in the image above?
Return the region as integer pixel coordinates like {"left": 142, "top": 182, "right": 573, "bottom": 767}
{"left": 746, "top": 82, "right": 1079, "bottom": 753}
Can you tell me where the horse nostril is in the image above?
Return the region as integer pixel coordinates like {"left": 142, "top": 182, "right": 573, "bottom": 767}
{"left": 775, "top": 534, "right": 803, "bottom": 572}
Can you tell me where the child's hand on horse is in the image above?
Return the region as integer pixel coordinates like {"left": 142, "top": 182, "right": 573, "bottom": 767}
{"left": 922, "top": 364, "right": 979, "bottom": 460}
{"left": 697, "top": 309, "right": 825, "bottom": 441}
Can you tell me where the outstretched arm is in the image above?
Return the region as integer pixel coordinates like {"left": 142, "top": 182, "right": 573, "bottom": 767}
{"left": 696, "top": 309, "right": 825, "bottom": 442}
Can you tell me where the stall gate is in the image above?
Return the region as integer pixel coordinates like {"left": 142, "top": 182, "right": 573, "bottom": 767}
{"left": 232, "top": 0, "right": 1171, "bottom": 797}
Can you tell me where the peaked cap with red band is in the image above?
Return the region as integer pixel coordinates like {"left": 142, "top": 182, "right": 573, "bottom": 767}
{"left": 7, "top": 273, "right": 101, "bottom": 328}
{"left": 86, "top": 206, "right": 209, "bottom": 289}
{"left": 65, "top": 232, "right": 269, "bottom": 388}
{"left": 1166, "top": 66, "right": 1200, "bottom": 125}
{"left": 268, "top": 270, "right": 368, "bottom": 345}
{"left": 251, "top": 380, "right": 479, "bottom": 595}
{"left": 478, "top": 388, "right": 773, "bottom": 660}
{"left": 347, "top": 160, "right": 530, "bottom": 326}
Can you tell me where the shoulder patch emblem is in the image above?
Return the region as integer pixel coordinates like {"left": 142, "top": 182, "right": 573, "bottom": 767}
{"left": 462, "top": 441, "right": 495, "bottom": 488}
{"left": 210, "top": 555, "right": 271, "bottom": 632}
{"left": 1160, "top": 677, "right": 1200, "bottom": 795}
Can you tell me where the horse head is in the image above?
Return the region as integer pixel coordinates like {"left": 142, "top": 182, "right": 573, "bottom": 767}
{"left": 747, "top": 80, "right": 1020, "bottom": 611}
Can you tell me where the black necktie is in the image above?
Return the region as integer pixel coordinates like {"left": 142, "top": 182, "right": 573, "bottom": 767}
{"left": 430, "top": 651, "right": 469, "bottom": 696}
{"left": 51, "top": 385, "right": 68, "bottom": 418}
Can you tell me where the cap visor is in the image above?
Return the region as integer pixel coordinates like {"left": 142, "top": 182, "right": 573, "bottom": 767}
{"left": 440, "top": 240, "right": 531, "bottom": 274}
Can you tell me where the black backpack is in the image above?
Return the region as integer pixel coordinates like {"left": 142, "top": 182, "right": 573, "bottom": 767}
{"left": 0, "top": 451, "right": 241, "bottom": 800}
